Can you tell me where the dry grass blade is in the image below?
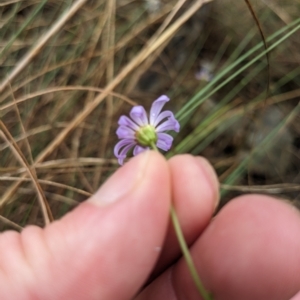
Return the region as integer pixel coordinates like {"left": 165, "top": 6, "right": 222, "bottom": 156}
{"left": 114, "top": 5, "right": 173, "bottom": 52}
{"left": 0, "top": 0, "right": 23, "bottom": 6}
{"left": 0, "top": 86, "right": 137, "bottom": 113}
{"left": 0, "top": 176, "right": 91, "bottom": 197}
{"left": 0, "top": 158, "right": 117, "bottom": 173}
{"left": 0, "top": 0, "right": 88, "bottom": 93}
{"left": 0, "top": 215, "right": 23, "bottom": 231}
{"left": 93, "top": 0, "right": 116, "bottom": 189}
{"left": 260, "top": 0, "right": 292, "bottom": 24}
{"left": 125, "top": 0, "right": 188, "bottom": 93}
{"left": 244, "top": 0, "right": 270, "bottom": 104}
{"left": 0, "top": 121, "right": 53, "bottom": 225}
{"left": 221, "top": 183, "right": 300, "bottom": 194}
{"left": 152, "top": 0, "right": 187, "bottom": 39}
{"left": 9, "top": 85, "right": 34, "bottom": 166}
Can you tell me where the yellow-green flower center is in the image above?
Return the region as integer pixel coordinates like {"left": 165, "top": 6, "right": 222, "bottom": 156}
{"left": 135, "top": 125, "right": 157, "bottom": 147}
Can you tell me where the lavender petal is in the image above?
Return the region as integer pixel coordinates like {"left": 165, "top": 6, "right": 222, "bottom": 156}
{"left": 118, "top": 115, "right": 140, "bottom": 131}
{"left": 151, "top": 110, "right": 180, "bottom": 131}
{"left": 116, "top": 125, "right": 136, "bottom": 139}
{"left": 149, "top": 95, "right": 169, "bottom": 125}
{"left": 114, "top": 139, "right": 136, "bottom": 165}
{"left": 156, "top": 132, "right": 173, "bottom": 151}
{"left": 155, "top": 117, "right": 180, "bottom": 133}
{"left": 130, "top": 106, "right": 149, "bottom": 126}
{"left": 133, "top": 145, "right": 148, "bottom": 156}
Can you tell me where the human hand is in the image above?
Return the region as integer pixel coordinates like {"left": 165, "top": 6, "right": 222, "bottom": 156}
{"left": 0, "top": 151, "right": 300, "bottom": 300}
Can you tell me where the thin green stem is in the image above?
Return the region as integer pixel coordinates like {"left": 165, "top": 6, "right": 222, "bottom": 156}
{"left": 149, "top": 142, "right": 213, "bottom": 300}
{"left": 150, "top": 142, "right": 159, "bottom": 152}
{"left": 170, "top": 205, "right": 213, "bottom": 300}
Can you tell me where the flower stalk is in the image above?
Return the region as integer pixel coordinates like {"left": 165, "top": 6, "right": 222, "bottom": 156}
{"left": 150, "top": 144, "right": 213, "bottom": 300}
{"left": 169, "top": 203, "right": 213, "bottom": 300}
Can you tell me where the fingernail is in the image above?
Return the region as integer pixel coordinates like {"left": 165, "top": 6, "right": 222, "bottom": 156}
{"left": 194, "top": 157, "right": 220, "bottom": 210}
{"left": 89, "top": 151, "right": 150, "bottom": 206}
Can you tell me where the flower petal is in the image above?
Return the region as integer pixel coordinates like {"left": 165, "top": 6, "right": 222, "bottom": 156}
{"left": 149, "top": 95, "right": 169, "bottom": 125}
{"left": 133, "top": 145, "right": 148, "bottom": 156}
{"left": 152, "top": 110, "right": 180, "bottom": 132}
{"left": 118, "top": 115, "right": 139, "bottom": 131}
{"left": 155, "top": 116, "right": 180, "bottom": 132}
{"left": 156, "top": 133, "right": 173, "bottom": 151}
{"left": 116, "top": 126, "right": 136, "bottom": 139}
{"left": 130, "top": 106, "right": 149, "bottom": 126}
{"left": 114, "top": 139, "right": 136, "bottom": 165}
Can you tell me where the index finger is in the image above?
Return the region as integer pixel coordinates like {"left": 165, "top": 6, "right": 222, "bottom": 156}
{"left": 137, "top": 195, "right": 300, "bottom": 300}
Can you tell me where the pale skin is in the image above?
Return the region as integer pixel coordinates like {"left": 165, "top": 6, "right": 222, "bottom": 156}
{"left": 0, "top": 151, "right": 300, "bottom": 300}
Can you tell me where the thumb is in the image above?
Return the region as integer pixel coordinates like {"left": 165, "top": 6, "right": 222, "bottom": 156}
{"left": 0, "top": 151, "right": 171, "bottom": 300}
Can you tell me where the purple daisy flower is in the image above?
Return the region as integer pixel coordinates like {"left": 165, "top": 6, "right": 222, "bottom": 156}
{"left": 114, "top": 95, "right": 180, "bottom": 165}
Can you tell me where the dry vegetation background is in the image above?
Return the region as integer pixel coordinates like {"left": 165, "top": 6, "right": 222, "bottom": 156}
{"left": 0, "top": 0, "right": 300, "bottom": 230}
